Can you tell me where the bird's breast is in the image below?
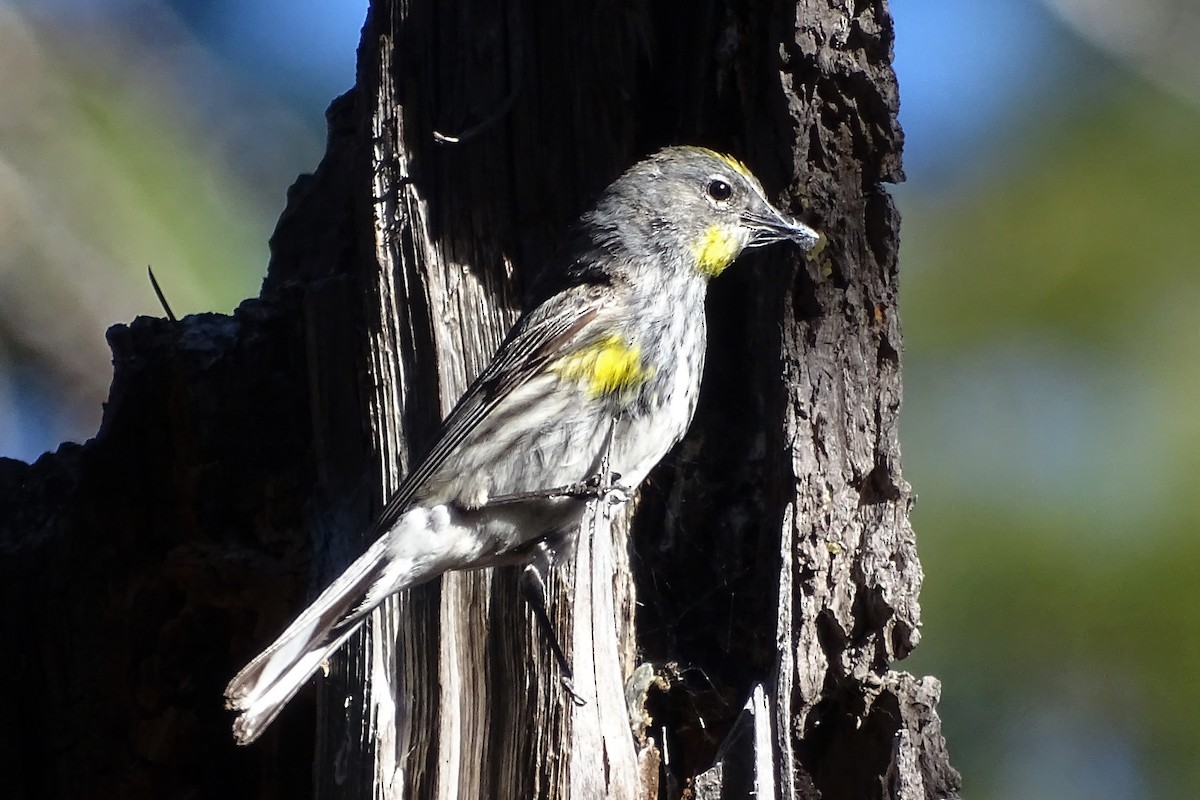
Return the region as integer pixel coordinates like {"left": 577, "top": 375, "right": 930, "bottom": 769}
{"left": 602, "top": 311, "right": 707, "bottom": 488}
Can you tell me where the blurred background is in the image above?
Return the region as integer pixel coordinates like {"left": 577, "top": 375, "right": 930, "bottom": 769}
{"left": 0, "top": 0, "right": 1195, "bottom": 796}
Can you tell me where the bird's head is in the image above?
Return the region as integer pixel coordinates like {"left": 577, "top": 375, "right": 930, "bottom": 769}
{"left": 582, "top": 146, "right": 821, "bottom": 282}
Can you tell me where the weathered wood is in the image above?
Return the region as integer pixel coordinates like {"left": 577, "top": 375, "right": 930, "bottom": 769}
{"left": 314, "top": 4, "right": 650, "bottom": 795}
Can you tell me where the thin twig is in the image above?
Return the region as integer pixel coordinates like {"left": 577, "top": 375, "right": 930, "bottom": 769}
{"left": 147, "top": 266, "right": 178, "bottom": 322}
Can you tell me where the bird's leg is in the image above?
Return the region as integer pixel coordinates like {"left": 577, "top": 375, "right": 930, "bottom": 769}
{"left": 486, "top": 471, "right": 632, "bottom": 506}
{"left": 518, "top": 537, "right": 587, "bottom": 707}
{"left": 489, "top": 416, "right": 629, "bottom": 506}
{"left": 581, "top": 420, "right": 630, "bottom": 502}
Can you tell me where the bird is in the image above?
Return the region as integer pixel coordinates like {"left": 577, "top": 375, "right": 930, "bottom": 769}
{"left": 224, "top": 145, "right": 820, "bottom": 744}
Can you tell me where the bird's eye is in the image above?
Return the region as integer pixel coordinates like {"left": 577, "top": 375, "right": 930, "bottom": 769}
{"left": 706, "top": 178, "right": 733, "bottom": 203}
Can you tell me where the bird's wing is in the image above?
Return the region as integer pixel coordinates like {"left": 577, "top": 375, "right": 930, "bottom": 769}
{"left": 364, "top": 282, "right": 611, "bottom": 538}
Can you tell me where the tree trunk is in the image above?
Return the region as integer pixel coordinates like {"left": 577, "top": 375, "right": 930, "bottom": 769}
{"left": 0, "top": 1, "right": 960, "bottom": 798}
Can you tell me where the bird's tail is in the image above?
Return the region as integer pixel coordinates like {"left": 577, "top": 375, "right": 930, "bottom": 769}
{"left": 224, "top": 535, "right": 392, "bottom": 745}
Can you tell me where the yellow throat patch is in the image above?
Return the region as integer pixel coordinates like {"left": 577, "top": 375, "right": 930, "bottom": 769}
{"left": 553, "top": 334, "right": 653, "bottom": 398}
{"left": 693, "top": 225, "right": 740, "bottom": 278}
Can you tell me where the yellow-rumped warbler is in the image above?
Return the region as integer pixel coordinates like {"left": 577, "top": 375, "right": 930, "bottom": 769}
{"left": 225, "top": 146, "right": 819, "bottom": 744}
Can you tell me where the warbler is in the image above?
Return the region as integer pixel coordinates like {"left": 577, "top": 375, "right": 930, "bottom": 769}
{"left": 225, "top": 145, "right": 820, "bottom": 744}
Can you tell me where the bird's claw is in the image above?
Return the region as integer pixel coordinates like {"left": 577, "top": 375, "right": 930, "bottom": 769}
{"left": 578, "top": 471, "right": 631, "bottom": 505}
{"left": 561, "top": 676, "right": 587, "bottom": 707}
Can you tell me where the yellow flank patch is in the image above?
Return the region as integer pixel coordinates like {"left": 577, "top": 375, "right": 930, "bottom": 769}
{"left": 693, "top": 225, "right": 740, "bottom": 277}
{"left": 553, "top": 334, "right": 653, "bottom": 397}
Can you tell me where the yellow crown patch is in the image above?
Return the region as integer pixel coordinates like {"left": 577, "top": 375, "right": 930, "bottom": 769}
{"left": 687, "top": 147, "right": 754, "bottom": 182}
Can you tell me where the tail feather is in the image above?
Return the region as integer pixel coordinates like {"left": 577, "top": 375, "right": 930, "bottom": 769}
{"left": 225, "top": 536, "right": 394, "bottom": 745}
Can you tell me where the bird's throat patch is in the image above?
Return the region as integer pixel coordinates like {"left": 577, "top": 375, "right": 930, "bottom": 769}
{"left": 693, "top": 225, "right": 739, "bottom": 278}
{"left": 553, "top": 335, "right": 653, "bottom": 398}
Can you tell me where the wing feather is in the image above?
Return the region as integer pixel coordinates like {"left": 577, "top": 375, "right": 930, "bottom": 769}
{"left": 364, "top": 283, "right": 609, "bottom": 538}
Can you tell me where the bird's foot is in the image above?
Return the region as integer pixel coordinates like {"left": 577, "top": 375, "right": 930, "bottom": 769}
{"left": 487, "top": 471, "right": 632, "bottom": 506}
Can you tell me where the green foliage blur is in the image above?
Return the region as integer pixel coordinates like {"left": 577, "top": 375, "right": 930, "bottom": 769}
{"left": 899, "top": 53, "right": 1200, "bottom": 800}
{"left": 0, "top": 5, "right": 321, "bottom": 459}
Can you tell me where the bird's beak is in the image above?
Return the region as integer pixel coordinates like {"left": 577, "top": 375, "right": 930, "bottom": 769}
{"left": 743, "top": 207, "right": 821, "bottom": 252}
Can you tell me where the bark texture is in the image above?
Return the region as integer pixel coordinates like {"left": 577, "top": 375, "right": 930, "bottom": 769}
{"left": 0, "top": 1, "right": 960, "bottom": 798}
